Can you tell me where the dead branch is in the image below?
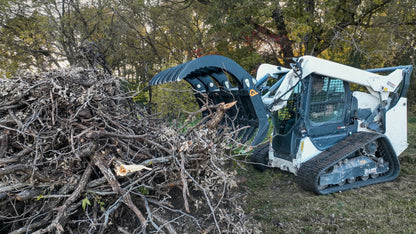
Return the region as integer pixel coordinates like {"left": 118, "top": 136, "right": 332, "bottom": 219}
{"left": 179, "top": 152, "right": 191, "bottom": 213}
{"left": 32, "top": 164, "right": 92, "bottom": 234}
{"left": 93, "top": 154, "right": 147, "bottom": 226}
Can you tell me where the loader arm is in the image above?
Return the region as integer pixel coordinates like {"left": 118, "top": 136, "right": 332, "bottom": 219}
{"left": 268, "top": 56, "right": 413, "bottom": 114}
{"left": 149, "top": 55, "right": 270, "bottom": 146}
{"left": 296, "top": 56, "right": 412, "bottom": 103}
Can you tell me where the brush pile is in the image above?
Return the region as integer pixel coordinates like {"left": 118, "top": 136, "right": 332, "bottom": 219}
{"left": 0, "top": 68, "right": 250, "bottom": 233}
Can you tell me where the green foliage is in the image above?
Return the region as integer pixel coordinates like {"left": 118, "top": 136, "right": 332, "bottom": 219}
{"left": 0, "top": 3, "right": 52, "bottom": 76}
{"left": 138, "top": 186, "right": 150, "bottom": 195}
{"left": 119, "top": 79, "right": 149, "bottom": 106}
{"left": 0, "top": 0, "right": 415, "bottom": 103}
{"left": 150, "top": 81, "right": 199, "bottom": 122}
{"left": 81, "top": 195, "right": 91, "bottom": 211}
{"left": 82, "top": 192, "right": 106, "bottom": 212}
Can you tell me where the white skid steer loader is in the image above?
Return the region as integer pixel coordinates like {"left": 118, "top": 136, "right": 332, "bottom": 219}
{"left": 150, "top": 55, "right": 413, "bottom": 194}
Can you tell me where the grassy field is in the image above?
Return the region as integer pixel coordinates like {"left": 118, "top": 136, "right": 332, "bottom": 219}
{"left": 238, "top": 120, "right": 416, "bottom": 233}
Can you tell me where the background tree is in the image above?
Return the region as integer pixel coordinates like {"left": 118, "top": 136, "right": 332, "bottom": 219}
{"left": 0, "top": 0, "right": 415, "bottom": 104}
{"left": 0, "top": 1, "right": 53, "bottom": 76}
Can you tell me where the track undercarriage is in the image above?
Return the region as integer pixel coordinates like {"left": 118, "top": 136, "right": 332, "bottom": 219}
{"left": 297, "top": 132, "right": 400, "bottom": 194}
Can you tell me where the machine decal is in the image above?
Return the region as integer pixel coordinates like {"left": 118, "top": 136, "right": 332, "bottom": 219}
{"left": 387, "top": 81, "right": 396, "bottom": 89}
{"left": 249, "top": 89, "right": 259, "bottom": 96}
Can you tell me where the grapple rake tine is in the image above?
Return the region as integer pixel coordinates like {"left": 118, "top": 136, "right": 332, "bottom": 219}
{"left": 150, "top": 55, "right": 270, "bottom": 146}
{"left": 241, "top": 126, "right": 257, "bottom": 143}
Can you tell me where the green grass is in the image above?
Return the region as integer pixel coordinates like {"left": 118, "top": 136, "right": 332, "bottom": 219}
{"left": 238, "top": 122, "right": 416, "bottom": 233}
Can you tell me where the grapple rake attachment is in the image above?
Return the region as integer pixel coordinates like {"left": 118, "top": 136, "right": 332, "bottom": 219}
{"left": 149, "top": 55, "right": 269, "bottom": 146}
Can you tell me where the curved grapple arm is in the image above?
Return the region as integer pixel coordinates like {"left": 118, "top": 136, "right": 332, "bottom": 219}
{"left": 149, "top": 55, "right": 269, "bottom": 146}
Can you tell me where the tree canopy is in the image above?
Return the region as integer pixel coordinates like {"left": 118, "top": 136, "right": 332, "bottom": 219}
{"left": 1, "top": 0, "right": 415, "bottom": 101}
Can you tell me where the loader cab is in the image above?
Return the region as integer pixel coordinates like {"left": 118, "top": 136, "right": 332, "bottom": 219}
{"left": 272, "top": 74, "right": 356, "bottom": 160}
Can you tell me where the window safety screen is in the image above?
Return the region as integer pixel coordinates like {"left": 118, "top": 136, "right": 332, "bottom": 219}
{"left": 309, "top": 76, "right": 345, "bottom": 123}
{"left": 274, "top": 82, "right": 302, "bottom": 134}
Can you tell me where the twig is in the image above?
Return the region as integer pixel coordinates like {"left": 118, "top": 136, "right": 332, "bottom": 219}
{"left": 0, "top": 182, "right": 31, "bottom": 193}
{"left": 32, "top": 163, "right": 92, "bottom": 234}
{"left": 93, "top": 154, "right": 147, "bottom": 227}
{"left": 0, "top": 164, "right": 50, "bottom": 182}
{"left": 153, "top": 213, "right": 178, "bottom": 234}
{"left": 175, "top": 158, "right": 221, "bottom": 233}
{"left": 8, "top": 109, "right": 24, "bottom": 130}
{"left": 137, "top": 193, "right": 162, "bottom": 233}
{"left": 99, "top": 196, "right": 123, "bottom": 232}
{"left": 179, "top": 152, "right": 190, "bottom": 213}
{"left": 140, "top": 156, "right": 173, "bottom": 166}
{"left": 86, "top": 130, "right": 173, "bottom": 155}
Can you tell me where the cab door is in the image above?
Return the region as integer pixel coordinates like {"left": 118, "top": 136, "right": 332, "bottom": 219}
{"left": 306, "top": 75, "right": 353, "bottom": 150}
{"left": 271, "top": 82, "right": 303, "bottom": 160}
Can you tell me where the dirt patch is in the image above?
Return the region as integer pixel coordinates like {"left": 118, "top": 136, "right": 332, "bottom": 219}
{"left": 239, "top": 138, "right": 416, "bottom": 233}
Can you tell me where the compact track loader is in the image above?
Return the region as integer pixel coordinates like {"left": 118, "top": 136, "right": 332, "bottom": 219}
{"left": 150, "top": 55, "right": 413, "bottom": 194}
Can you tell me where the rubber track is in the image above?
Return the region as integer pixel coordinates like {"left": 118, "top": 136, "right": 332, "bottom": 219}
{"left": 297, "top": 132, "right": 400, "bottom": 195}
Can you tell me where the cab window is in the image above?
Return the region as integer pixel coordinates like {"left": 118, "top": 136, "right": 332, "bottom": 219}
{"left": 309, "top": 76, "right": 346, "bottom": 123}
{"left": 274, "top": 82, "right": 302, "bottom": 134}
